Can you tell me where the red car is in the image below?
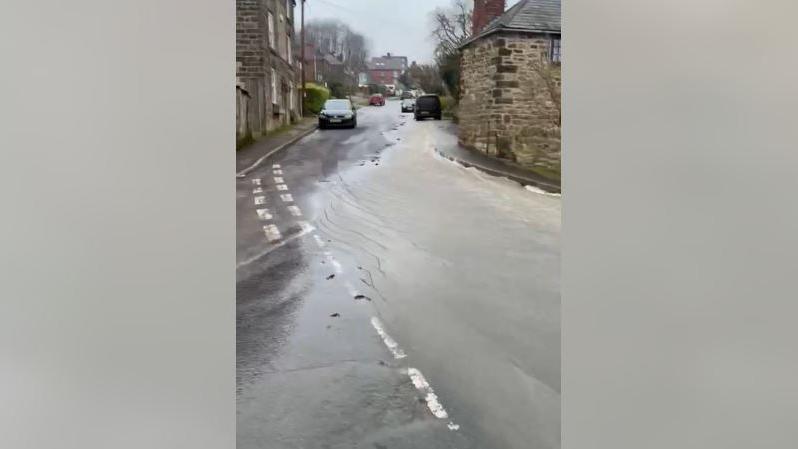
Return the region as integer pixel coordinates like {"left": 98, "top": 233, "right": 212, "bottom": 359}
{"left": 369, "top": 93, "right": 385, "bottom": 106}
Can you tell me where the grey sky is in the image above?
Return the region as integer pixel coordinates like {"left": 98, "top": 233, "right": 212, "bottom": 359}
{"left": 302, "top": 0, "right": 521, "bottom": 64}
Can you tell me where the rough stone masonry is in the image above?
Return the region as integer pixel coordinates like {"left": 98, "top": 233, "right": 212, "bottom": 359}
{"left": 459, "top": 33, "right": 561, "bottom": 174}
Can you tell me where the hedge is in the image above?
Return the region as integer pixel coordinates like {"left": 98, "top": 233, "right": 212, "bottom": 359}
{"left": 303, "top": 82, "right": 330, "bottom": 115}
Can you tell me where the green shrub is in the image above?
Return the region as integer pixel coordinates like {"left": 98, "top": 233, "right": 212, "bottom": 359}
{"left": 303, "top": 82, "right": 330, "bottom": 115}
{"left": 440, "top": 95, "right": 457, "bottom": 120}
{"left": 327, "top": 81, "right": 352, "bottom": 99}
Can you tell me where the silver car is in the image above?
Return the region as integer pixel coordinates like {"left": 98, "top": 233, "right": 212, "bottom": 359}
{"left": 401, "top": 98, "right": 415, "bottom": 113}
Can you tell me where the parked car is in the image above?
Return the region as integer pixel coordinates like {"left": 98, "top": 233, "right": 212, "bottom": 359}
{"left": 318, "top": 99, "right": 357, "bottom": 129}
{"left": 400, "top": 91, "right": 415, "bottom": 100}
{"left": 414, "top": 95, "right": 442, "bottom": 120}
{"left": 369, "top": 93, "right": 385, "bottom": 106}
{"left": 401, "top": 98, "right": 415, "bottom": 113}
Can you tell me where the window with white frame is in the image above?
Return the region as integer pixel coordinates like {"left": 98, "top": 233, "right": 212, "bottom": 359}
{"left": 550, "top": 37, "right": 561, "bottom": 63}
{"left": 267, "top": 12, "right": 275, "bottom": 49}
{"left": 271, "top": 68, "right": 278, "bottom": 104}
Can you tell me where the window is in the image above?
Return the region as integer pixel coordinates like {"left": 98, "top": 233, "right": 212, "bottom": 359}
{"left": 267, "top": 12, "right": 275, "bottom": 49}
{"left": 271, "top": 68, "right": 278, "bottom": 104}
{"left": 287, "top": 35, "right": 292, "bottom": 64}
{"left": 550, "top": 38, "right": 561, "bottom": 63}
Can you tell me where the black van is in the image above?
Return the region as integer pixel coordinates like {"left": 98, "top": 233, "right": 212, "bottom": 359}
{"left": 414, "top": 95, "right": 442, "bottom": 121}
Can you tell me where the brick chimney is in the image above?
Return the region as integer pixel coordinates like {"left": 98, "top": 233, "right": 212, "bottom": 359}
{"left": 472, "top": 0, "right": 506, "bottom": 35}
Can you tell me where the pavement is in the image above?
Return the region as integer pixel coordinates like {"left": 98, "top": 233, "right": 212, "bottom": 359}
{"left": 236, "top": 101, "right": 561, "bottom": 449}
{"left": 237, "top": 117, "right": 319, "bottom": 176}
{"left": 433, "top": 122, "right": 561, "bottom": 194}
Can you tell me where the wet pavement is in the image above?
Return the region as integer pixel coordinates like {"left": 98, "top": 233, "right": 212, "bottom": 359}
{"left": 237, "top": 100, "right": 561, "bottom": 449}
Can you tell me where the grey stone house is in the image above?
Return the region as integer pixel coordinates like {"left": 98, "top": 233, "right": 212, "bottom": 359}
{"left": 237, "top": 0, "right": 299, "bottom": 145}
{"left": 459, "top": 0, "right": 561, "bottom": 174}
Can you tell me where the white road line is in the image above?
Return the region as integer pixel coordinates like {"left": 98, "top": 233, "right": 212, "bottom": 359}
{"left": 287, "top": 205, "right": 303, "bottom": 217}
{"left": 254, "top": 196, "right": 266, "bottom": 205}
{"left": 274, "top": 177, "right": 284, "bottom": 183}
{"left": 280, "top": 194, "right": 294, "bottom": 202}
{"left": 273, "top": 169, "right": 283, "bottom": 175}
{"left": 256, "top": 208, "right": 272, "bottom": 220}
{"left": 237, "top": 226, "right": 316, "bottom": 269}
{"left": 272, "top": 164, "right": 281, "bottom": 169}
{"left": 276, "top": 184, "right": 289, "bottom": 191}
{"left": 253, "top": 187, "right": 263, "bottom": 194}
{"left": 331, "top": 260, "right": 343, "bottom": 275}
{"left": 313, "top": 234, "right": 326, "bottom": 248}
{"left": 370, "top": 317, "right": 406, "bottom": 359}
{"left": 263, "top": 224, "right": 282, "bottom": 242}
{"left": 407, "top": 368, "right": 457, "bottom": 429}
{"left": 252, "top": 178, "right": 261, "bottom": 186}
{"left": 297, "top": 221, "right": 315, "bottom": 233}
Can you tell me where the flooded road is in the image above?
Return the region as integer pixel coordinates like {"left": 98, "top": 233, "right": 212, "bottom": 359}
{"left": 237, "top": 100, "right": 560, "bottom": 449}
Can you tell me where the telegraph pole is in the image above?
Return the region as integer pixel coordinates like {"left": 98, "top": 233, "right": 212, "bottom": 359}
{"left": 300, "top": 0, "right": 306, "bottom": 117}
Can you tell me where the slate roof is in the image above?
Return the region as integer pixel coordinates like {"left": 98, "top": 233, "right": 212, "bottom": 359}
{"left": 461, "top": 0, "right": 560, "bottom": 48}
{"left": 367, "top": 57, "right": 405, "bottom": 71}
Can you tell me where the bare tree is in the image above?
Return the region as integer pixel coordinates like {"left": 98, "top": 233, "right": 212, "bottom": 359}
{"left": 430, "top": 0, "right": 472, "bottom": 60}
{"left": 429, "top": 0, "right": 472, "bottom": 97}
{"left": 306, "top": 19, "right": 370, "bottom": 74}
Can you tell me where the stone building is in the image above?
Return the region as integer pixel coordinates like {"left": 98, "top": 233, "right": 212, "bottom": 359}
{"left": 237, "top": 0, "right": 299, "bottom": 146}
{"left": 459, "top": 0, "right": 561, "bottom": 174}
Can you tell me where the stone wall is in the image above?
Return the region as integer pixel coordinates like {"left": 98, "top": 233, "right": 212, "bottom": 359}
{"left": 459, "top": 32, "right": 561, "bottom": 174}
{"left": 236, "top": 0, "right": 298, "bottom": 145}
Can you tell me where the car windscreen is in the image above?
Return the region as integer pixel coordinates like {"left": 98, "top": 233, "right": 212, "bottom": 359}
{"left": 324, "top": 100, "right": 351, "bottom": 111}
{"left": 416, "top": 96, "right": 439, "bottom": 108}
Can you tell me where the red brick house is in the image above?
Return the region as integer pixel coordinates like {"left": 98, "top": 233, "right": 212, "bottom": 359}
{"left": 366, "top": 53, "right": 408, "bottom": 87}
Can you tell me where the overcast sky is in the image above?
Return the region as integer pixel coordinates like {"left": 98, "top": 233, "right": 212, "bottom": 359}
{"left": 302, "top": 0, "right": 522, "bottom": 64}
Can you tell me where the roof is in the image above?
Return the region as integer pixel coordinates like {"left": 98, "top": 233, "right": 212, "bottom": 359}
{"left": 461, "top": 0, "right": 560, "bottom": 48}
{"left": 323, "top": 54, "right": 343, "bottom": 65}
{"left": 367, "top": 57, "right": 405, "bottom": 71}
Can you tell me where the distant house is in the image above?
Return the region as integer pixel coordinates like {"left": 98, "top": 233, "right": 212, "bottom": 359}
{"left": 367, "top": 53, "right": 407, "bottom": 87}
{"left": 297, "top": 44, "right": 353, "bottom": 91}
{"left": 459, "top": 0, "right": 561, "bottom": 174}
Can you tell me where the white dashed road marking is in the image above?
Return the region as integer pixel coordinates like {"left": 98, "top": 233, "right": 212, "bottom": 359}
{"left": 280, "top": 194, "right": 294, "bottom": 202}
{"left": 273, "top": 169, "right": 283, "bottom": 175}
{"left": 406, "top": 368, "right": 458, "bottom": 430}
{"left": 274, "top": 177, "right": 284, "bottom": 183}
{"left": 368, "top": 318, "right": 458, "bottom": 429}
{"left": 272, "top": 164, "right": 281, "bottom": 169}
{"left": 287, "top": 205, "right": 303, "bottom": 217}
{"left": 254, "top": 196, "right": 266, "bottom": 205}
{"left": 256, "top": 208, "right": 272, "bottom": 220}
{"left": 370, "top": 317, "right": 406, "bottom": 359}
{"left": 263, "top": 224, "right": 281, "bottom": 242}
{"left": 297, "top": 221, "right": 315, "bottom": 233}
{"left": 277, "top": 184, "right": 289, "bottom": 191}
{"left": 252, "top": 178, "right": 261, "bottom": 186}
{"left": 253, "top": 187, "right": 263, "bottom": 194}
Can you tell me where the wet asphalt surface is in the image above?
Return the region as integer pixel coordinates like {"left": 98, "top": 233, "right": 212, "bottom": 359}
{"left": 237, "top": 100, "right": 561, "bottom": 449}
